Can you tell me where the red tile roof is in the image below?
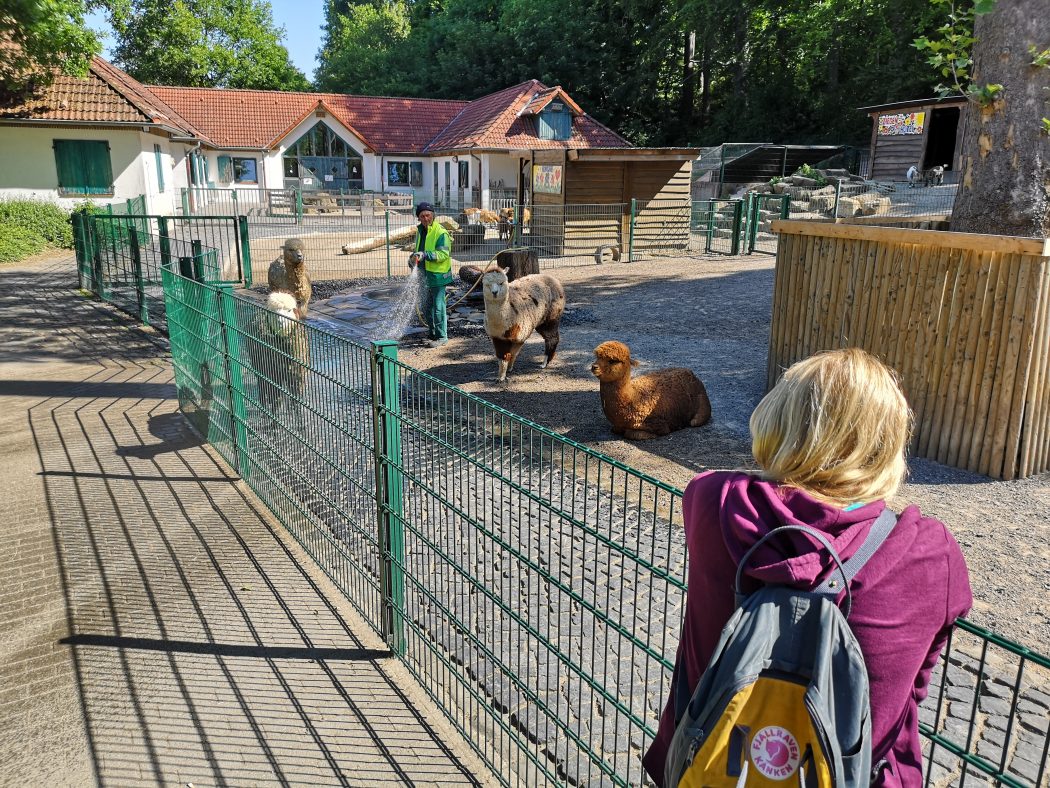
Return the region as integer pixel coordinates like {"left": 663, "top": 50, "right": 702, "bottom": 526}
{"left": 1, "top": 57, "right": 632, "bottom": 153}
{"left": 424, "top": 80, "right": 629, "bottom": 153}
{"left": 0, "top": 57, "right": 199, "bottom": 137}
{"left": 149, "top": 85, "right": 469, "bottom": 153}
{"left": 520, "top": 86, "right": 582, "bottom": 116}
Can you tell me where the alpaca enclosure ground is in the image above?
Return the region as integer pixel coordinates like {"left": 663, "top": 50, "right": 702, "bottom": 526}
{"left": 369, "top": 253, "right": 1050, "bottom": 652}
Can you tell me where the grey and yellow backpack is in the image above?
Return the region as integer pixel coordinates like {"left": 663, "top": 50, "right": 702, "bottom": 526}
{"left": 664, "top": 509, "right": 896, "bottom": 787}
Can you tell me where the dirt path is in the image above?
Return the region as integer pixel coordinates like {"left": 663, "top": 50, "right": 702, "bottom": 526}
{"left": 384, "top": 253, "right": 1050, "bottom": 652}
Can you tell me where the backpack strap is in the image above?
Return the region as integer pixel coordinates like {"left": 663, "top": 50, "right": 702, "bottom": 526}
{"left": 811, "top": 508, "right": 896, "bottom": 600}
{"left": 734, "top": 508, "right": 897, "bottom": 618}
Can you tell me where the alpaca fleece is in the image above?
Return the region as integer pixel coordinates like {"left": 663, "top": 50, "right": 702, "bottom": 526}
{"left": 245, "top": 291, "right": 310, "bottom": 414}
{"left": 268, "top": 238, "right": 312, "bottom": 317}
{"left": 591, "top": 340, "right": 711, "bottom": 440}
{"left": 483, "top": 269, "right": 566, "bottom": 382}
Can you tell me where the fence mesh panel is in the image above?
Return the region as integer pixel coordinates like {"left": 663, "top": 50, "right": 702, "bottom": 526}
{"left": 107, "top": 266, "right": 1049, "bottom": 788}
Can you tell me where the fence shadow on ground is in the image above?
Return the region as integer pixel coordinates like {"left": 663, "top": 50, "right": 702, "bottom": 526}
{"left": 25, "top": 359, "right": 482, "bottom": 786}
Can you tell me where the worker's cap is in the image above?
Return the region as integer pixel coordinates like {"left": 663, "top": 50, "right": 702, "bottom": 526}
{"left": 415, "top": 201, "right": 436, "bottom": 217}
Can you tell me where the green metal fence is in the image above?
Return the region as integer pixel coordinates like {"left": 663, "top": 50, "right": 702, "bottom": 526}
{"left": 151, "top": 267, "right": 1049, "bottom": 788}
{"left": 83, "top": 215, "right": 223, "bottom": 330}
{"left": 744, "top": 193, "right": 790, "bottom": 255}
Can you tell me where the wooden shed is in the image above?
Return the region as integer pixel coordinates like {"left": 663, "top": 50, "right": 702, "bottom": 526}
{"left": 860, "top": 96, "right": 967, "bottom": 182}
{"left": 525, "top": 147, "right": 697, "bottom": 256}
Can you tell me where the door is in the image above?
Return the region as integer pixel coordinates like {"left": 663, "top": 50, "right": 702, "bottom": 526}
{"left": 444, "top": 161, "right": 451, "bottom": 207}
{"left": 458, "top": 160, "right": 470, "bottom": 207}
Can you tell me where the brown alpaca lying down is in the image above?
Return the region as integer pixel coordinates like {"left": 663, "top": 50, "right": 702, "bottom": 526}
{"left": 591, "top": 341, "right": 711, "bottom": 440}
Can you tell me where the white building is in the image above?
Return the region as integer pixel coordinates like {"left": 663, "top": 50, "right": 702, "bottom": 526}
{"left": 0, "top": 57, "right": 631, "bottom": 213}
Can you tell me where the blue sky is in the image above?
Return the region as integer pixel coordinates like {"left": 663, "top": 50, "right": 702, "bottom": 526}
{"left": 84, "top": 0, "right": 327, "bottom": 82}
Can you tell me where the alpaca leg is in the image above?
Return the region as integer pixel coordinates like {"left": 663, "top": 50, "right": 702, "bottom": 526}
{"left": 536, "top": 321, "right": 560, "bottom": 368}
{"left": 506, "top": 342, "right": 525, "bottom": 374}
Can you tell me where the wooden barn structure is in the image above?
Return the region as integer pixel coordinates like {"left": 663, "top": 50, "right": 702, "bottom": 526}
{"left": 526, "top": 147, "right": 697, "bottom": 256}
{"left": 860, "top": 96, "right": 967, "bottom": 182}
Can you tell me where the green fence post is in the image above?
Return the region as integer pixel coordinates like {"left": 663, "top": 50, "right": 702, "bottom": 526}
{"left": 71, "top": 212, "right": 85, "bottom": 289}
{"left": 730, "top": 200, "right": 743, "bottom": 256}
{"left": 705, "top": 201, "right": 715, "bottom": 253}
{"left": 295, "top": 189, "right": 303, "bottom": 225}
{"left": 747, "top": 194, "right": 758, "bottom": 254}
{"left": 238, "top": 216, "right": 252, "bottom": 287}
{"left": 130, "top": 227, "right": 148, "bottom": 325}
{"left": 179, "top": 256, "right": 193, "bottom": 280}
{"left": 385, "top": 210, "right": 392, "bottom": 278}
{"left": 90, "top": 216, "right": 107, "bottom": 300}
{"left": 371, "top": 339, "right": 405, "bottom": 654}
{"left": 628, "top": 198, "right": 637, "bottom": 263}
{"left": 192, "top": 239, "right": 205, "bottom": 282}
{"left": 231, "top": 189, "right": 238, "bottom": 218}
{"left": 217, "top": 283, "right": 249, "bottom": 475}
{"left": 181, "top": 188, "right": 190, "bottom": 217}
{"left": 158, "top": 216, "right": 172, "bottom": 271}
{"left": 781, "top": 194, "right": 791, "bottom": 220}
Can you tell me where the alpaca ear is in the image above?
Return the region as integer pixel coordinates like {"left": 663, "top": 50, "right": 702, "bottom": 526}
{"left": 498, "top": 266, "right": 509, "bottom": 275}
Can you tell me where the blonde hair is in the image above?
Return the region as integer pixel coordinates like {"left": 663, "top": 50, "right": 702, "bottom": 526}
{"left": 750, "top": 348, "right": 912, "bottom": 504}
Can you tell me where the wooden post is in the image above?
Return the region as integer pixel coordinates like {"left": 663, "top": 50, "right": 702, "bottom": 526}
{"left": 495, "top": 249, "right": 539, "bottom": 281}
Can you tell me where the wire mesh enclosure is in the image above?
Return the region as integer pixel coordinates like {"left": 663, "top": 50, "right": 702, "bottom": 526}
{"left": 149, "top": 268, "right": 1049, "bottom": 788}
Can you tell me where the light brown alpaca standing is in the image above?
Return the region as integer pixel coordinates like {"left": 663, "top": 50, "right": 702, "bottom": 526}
{"left": 267, "top": 238, "right": 313, "bottom": 317}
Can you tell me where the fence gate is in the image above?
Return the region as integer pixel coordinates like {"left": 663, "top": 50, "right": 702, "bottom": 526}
{"left": 745, "top": 194, "right": 790, "bottom": 254}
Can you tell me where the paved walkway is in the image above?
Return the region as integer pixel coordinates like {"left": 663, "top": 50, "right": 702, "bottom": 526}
{"left": 0, "top": 255, "right": 489, "bottom": 787}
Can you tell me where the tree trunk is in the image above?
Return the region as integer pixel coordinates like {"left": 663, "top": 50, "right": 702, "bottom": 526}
{"left": 950, "top": 0, "right": 1050, "bottom": 238}
{"left": 679, "top": 31, "right": 696, "bottom": 128}
{"left": 496, "top": 249, "right": 539, "bottom": 281}
{"left": 699, "top": 37, "right": 710, "bottom": 127}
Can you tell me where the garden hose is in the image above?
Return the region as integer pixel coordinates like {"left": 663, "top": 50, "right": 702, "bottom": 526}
{"left": 413, "top": 246, "right": 534, "bottom": 325}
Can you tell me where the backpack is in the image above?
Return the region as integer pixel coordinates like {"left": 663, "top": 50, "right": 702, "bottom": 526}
{"left": 663, "top": 509, "right": 897, "bottom": 788}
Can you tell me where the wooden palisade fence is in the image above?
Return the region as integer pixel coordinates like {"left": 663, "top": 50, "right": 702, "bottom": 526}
{"left": 768, "top": 221, "right": 1050, "bottom": 480}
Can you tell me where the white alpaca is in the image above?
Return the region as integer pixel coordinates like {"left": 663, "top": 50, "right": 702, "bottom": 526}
{"left": 482, "top": 268, "right": 566, "bottom": 382}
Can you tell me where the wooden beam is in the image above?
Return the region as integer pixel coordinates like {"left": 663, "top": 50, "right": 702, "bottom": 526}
{"left": 771, "top": 220, "right": 1050, "bottom": 256}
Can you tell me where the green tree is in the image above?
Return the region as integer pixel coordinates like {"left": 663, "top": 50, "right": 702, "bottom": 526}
{"left": 0, "top": 0, "right": 112, "bottom": 89}
{"left": 315, "top": 0, "right": 414, "bottom": 94}
{"left": 110, "top": 0, "right": 310, "bottom": 89}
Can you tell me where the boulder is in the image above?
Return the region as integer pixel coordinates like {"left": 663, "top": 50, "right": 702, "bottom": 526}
{"left": 787, "top": 176, "right": 819, "bottom": 189}
{"left": 808, "top": 194, "right": 836, "bottom": 214}
{"left": 853, "top": 191, "right": 892, "bottom": 217}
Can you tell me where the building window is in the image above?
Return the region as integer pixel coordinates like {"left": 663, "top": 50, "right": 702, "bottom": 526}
{"left": 538, "top": 102, "right": 572, "bottom": 141}
{"left": 387, "top": 161, "right": 423, "bottom": 187}
{"left": 153, "top": 144, "right": 165, "bottom": 193}
{"left": 283, "top": 121, "right": 363, "bottom": 189}
{"left": 458, "top": 160, "right": 469, "bottom": 188}
{"left": 233, "top": 157, "right": 258, "bottom": 183}
{"left": 53, "top": 140, "right": 114, "bottom": 195}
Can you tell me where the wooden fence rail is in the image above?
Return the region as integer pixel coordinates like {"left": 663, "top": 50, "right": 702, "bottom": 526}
{"left": 769, "top": 220, "right": 1050, "bottom": 480}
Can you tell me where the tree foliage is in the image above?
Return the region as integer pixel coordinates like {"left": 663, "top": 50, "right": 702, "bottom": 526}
{"left": 0, "top": 0, "right": 109, "bottom": 89}
{"left": 110, "top": 0, "right": 309, "bottom": 89}
{"left": 315, "top": 0, "right": 953, "bottom": 145}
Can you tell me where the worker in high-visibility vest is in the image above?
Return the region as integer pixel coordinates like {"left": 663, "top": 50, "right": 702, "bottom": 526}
{"left": 409, "top": 201, "right": 453, "bottom": 347}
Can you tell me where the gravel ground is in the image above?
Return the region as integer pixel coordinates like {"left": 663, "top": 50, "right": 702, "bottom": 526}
{"left": 314, "top": 253, "right": 1050, "bottom": 655}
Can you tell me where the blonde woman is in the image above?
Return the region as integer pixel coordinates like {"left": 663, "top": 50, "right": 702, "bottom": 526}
{"left": 643, "top": 348, "right": 972, "bottom": 787}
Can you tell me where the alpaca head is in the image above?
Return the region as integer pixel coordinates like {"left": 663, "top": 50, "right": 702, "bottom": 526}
{"left": 482, "top": 268, "right": 510, "bottom": 302}
{"left": 282, "top": 238, "right": 305, "bottom": 266}
{"left": 591, "top": 341, "right": 638, "bottom": 382}
{"left": 265, "top": 291, "right": 300, "bottom": 337}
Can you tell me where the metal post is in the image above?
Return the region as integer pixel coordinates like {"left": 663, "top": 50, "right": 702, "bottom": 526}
{"left": 780, "top": 194, "right": 791, "bottom": 220}
{"left": 385, "top": 210, "right": 392, "bottom": 278}
{"left": 730, "top": 200, "right": 743, "bottom": 256}
{"left": 191, "top": 239, "right": 205, "bottom": 281}
{"left": 295, "top": 189, "right": 303, "bottom": 225}
{"left": 179, "top": 256, "right": 193, "bottom": 280}
{"left": 705, "top": 201, "right": 716, "bottom": 253}
{"left": 130, "top": 227, "right": 148, "bottom": 325}
{"left": 90, "top": 216, "right": 106, "bottom": 300}
{"left": 370, "top": 340, "right": 405, "bottom": 654}
{"left": 833, "top": 180, "right": 842, "bottom": 220}
{"left": 628, "top": 198, "right": 637, "bottom": 263}
{"left": 747, "top": 194, "right": 759, "bottom": 254}
{"left": 217, "top": 282, "right": 249, "bottom": 475}
{"left": 158, "top": 216, "right": 172, "bottom": 271}
{"left": 781, "top": 146, "right": 788, "bottom": 177}
{"left": 231, "top": 189, "right": 238, "bottom": 218}
{"left": 181, "top": 188, "right": 190, "bottom": 217}
{"left": 238, "top": 215, "right": 252, "bottom": 287}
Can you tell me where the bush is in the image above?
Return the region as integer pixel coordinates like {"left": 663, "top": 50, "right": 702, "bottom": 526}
{"left": 0, "top": 199, "right": 74, "bottom": 248}
{"left": 0, "top": 222, "right": 46, "bottom": 264}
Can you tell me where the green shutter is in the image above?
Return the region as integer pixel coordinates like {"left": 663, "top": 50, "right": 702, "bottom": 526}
{"left": 217, "top": 155, "right": 232, "bottom": 183}
{"left": 154, "top": 145, "right": 165, "bottom": 193}
{"left": 53, "top": 140, "right": 113, "bottom": 195}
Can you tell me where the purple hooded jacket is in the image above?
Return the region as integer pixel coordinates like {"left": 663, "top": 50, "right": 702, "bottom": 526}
{"left": 642, "top": 471, "right": 972, "bottom": 787}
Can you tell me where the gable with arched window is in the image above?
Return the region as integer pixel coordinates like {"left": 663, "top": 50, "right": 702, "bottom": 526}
{"left": 282, "top": 121, "right": 364, "bottom": 191}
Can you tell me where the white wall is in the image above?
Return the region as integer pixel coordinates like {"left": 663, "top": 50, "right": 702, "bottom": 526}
{"left": 487, "top": 155, "right": 520, "bottom": 192}
{"left": 0, "top": 125, "right": 152, "bottom": 210}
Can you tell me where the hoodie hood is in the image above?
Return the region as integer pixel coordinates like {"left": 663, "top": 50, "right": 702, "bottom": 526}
{"left": 717, "top": 472, "right": 886, "bottom": 589}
